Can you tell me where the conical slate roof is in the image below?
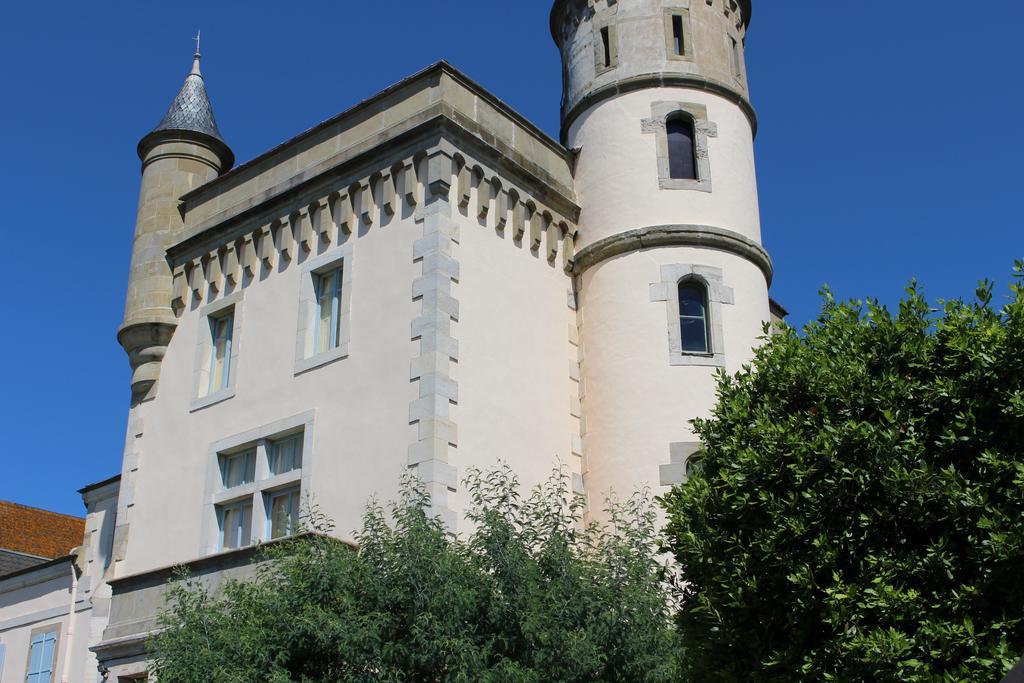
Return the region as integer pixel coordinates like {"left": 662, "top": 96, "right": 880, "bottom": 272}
{"left": 139, "top": 52, "right": 234, "bottom": 169}
{"left": 153, "top": 53, "right": 225, "bottom": 141}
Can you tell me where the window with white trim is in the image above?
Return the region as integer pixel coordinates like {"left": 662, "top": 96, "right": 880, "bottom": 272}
{"left": 220, "top": 448, "right": 256, "bottom": 488}
{"left": 267, "top": 487, "right": 301, "bottom": 539}
{"left": 269, "top": 433, "right": 303, "bottom": 476}
{"left": 218, "top": 499, "right": 253, "bottom": 551}
{"left": 295, "top": 245, "right": 353, "bottom": 375}
{"left": 191, "top": 291, "right": 243, "bottom": 411}
{"left": 314, "top": 267, "right": 342, "bottom": 354}
{"left": 208, "top": 309, "right": 234, "bottom": 395}
{"left": 205, "top": 416, "right": 312, "bottom": 555}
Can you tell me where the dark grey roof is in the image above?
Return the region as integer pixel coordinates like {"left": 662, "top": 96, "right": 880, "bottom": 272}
{"left": 139, "top": 54, "right": 234, "bottom": 170}
{"left": 151, "top": 56, "right": 225, "bottom": 143}
{"left": 0, "top": 548, "right": 48, "bottom": 578}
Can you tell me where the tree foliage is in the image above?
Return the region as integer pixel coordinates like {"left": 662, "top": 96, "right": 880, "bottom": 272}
{"left": 663, "top": 263, "right": 1024, "bottom": 681}
{"left": 149, "top": 465, "right": 680, "bottom": 682}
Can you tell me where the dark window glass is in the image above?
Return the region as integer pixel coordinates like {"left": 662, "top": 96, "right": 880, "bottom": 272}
{"left": 678, "top": 282, "right": 709, "bottom": 353}
{"left": 600, "top": 27, "right": 612, "bottom": 67}
{"left": 667, "top": 117, "right": 697, "bottom": 180}
{"left": 672, "top": 15, "right": 684, "bottom": 55}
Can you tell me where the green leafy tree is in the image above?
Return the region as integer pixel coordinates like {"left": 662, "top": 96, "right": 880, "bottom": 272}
{"left": 663, "top": 263, "right": 1024, "bottom": 681}
{"left": 149, "top": 465, "right": 680, "bottom": 682}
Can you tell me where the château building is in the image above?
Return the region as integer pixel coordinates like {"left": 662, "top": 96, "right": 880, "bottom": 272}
{"left": 1, "top": 1, "right": 782, "bottom": 679}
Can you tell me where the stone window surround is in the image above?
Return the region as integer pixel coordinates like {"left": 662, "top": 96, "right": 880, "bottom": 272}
{"left": 642, "top": 101, "right": 718, "bottom": 192}
{"left": 650, "top": 263, "right": 733, "bottom": 367}
{"left": 189, "top": 290, "right": 244, "bottom": 412}
{"left": 664, "top": 6, "right": 695, "bottom": 62}
{"left": 23, "top": 622, "right": 61, "bottom": 681}
{"left": 593, "top": 20, "right": 618, "bottom": 74}
{"left": 294, "top": 243, "right": 354, "bottom": 376}
{"left": 728, "top": 31, "right": 745, "bottom": 82}
{"left": 660, "top": 441, "right": 701, "bottom": 486}
{"left": 200, "top": 410, "right": 316, "bottom": 556}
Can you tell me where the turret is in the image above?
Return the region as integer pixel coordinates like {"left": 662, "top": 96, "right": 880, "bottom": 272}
{"left": 553, "top": 0, "right": 773, "bottom": 507}
{"left": 118, "top": 45, "right": 233, "bottom": 402}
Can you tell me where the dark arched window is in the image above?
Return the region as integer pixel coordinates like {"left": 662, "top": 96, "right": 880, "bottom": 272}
{"left": 667, "top": 116, "right": 697, "bottom": 180}
{"left": 678, "top": 281, "right": 710, "bottom": 353}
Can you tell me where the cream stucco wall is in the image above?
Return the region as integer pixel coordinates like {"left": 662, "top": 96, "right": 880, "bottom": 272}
{"left": 449, "top": 197, "right": 579, "bottom": 515}
{"left": 568, "top": 87, "right": 761, "bottom": 248}
{"left": 121, "top": 210, "right": 421, "bottom": 575}
{"left": 577, "top": 247, "right": 768, "bottom": 504}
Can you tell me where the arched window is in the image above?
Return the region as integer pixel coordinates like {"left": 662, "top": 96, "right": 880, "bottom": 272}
{"left": 678, "top": 280, "right": 710, "bottom": 353}
{"left": 667, "top": 115, "right": 697, "bottom": 180}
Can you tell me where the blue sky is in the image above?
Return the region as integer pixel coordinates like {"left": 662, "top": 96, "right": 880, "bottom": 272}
{"left": 1, "top": 1, "right": 1021, "bottom": 516}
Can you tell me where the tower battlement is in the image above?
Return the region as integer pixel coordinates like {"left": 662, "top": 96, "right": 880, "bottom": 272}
{"left": 551, "top": 0, "right": 754, "bottom": 139}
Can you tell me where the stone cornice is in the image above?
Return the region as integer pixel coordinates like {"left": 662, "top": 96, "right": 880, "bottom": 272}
{"left": 561, "top": 73, "right": 757, "bottom": 143}
{"left": 572, "top": 224, "right": 773, "bottom": 285}
{"left": 179, "top": 61, "right": 572, "bottom": 210}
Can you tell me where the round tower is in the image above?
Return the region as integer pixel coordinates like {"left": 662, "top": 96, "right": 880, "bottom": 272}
{"left": 118, "top": 46, "right": 233, "bottom": 401}
{"left": 552, "top": 0, "right": 773, "bottom": 505}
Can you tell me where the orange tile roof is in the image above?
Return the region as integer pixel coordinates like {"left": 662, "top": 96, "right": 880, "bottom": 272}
{"left": 0, "top": 501, "right": 85, "bottom": 559}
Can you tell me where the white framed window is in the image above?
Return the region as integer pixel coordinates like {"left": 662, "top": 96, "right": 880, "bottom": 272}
{"left": 295, "top": 245, "right": 353, "bottom": 375}
{"left": 314, "top": 267, "right": 342, "bottom": 354}
{"left": 202, "top": 412, "right": 315, "bottom": 556}
{"left": 191, "top": 291, "right": 243, "bottom": 411}
{"left": 220, "top": 449, "right": 256, "bottom": 489}
{"left": 25, "top": 626, "right": 59, "bottom": 683}
{"left": 208, "top": 310, "right": 234, "bottom": 394}
{"left": 218, "top": 499, "right": 253, "bottom": 551}
{"left": 269, "top": 433, "right": 303, "bottom": 476}
{"left": 267, "top": 487, "right": 301, "bottom": 539}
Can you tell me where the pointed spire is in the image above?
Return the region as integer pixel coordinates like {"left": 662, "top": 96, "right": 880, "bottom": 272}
{"left": 139, "top": 36, "right": 234, "bottom": 170}
{"left": 190, "top": 30, "right": 202, "bottom": 76}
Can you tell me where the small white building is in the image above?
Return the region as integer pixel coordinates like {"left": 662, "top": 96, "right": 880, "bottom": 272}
{"left": 5, "top": 1, "right": 782, "bottom": 679}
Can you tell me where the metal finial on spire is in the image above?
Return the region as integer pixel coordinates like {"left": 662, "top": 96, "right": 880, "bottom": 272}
{"left": 190, "top": 31, "right": 202, "bottom": 76}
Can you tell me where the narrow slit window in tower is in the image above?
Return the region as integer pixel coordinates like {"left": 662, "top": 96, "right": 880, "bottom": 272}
{"left": 667, "top": 116, "right": 697, "bottom": 180}
{"left": 678, "top": 281, "right": 710, "bottom": 354}
{"left": 672, "top": 15, "right": 685, "bottom": 56}
{"left": 730, "top": 36, "right": 742, "bottom": 78}
{"left": 600, "top": 27, "right": 612, "bottom": 67}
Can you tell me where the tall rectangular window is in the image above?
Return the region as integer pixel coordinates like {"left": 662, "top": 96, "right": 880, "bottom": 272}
{"left": 208, "top": 310, "right": 234, "bottom": 394}
{"left": 730, "top": 36, "right": 742, "bottom": 78}
{"left": 600, "top": 27, "right": 612, "bottom": 67}
{"left": 314, "top": 267, "right": 342, "bottom": 354}
{"left": 220, "top": 449, "right": 256, "bottom": 489}
{"left": 672, "top": 15, "right": 684, "bottom": 55}
{"left": 268, "top": 487, "right": 301, "bottom": 539}
{"left": 220, "top": 501, "right": 253, "bottom": 550}
{"left": 26, "top": 630, "right": 57, "bottom": 683}
{"left": 269, "top": 433, "right": 303, "bottom": 476}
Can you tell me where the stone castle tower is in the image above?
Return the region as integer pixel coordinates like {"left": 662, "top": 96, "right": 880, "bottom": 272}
{"left": 118, "top": 47, "right": 234, "bottom": 403}
{"left": 552, "top": 0, "right": 770, "bottom": 496}
{"left": 85, "top": 3, "right": 775, "bottom": 677}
